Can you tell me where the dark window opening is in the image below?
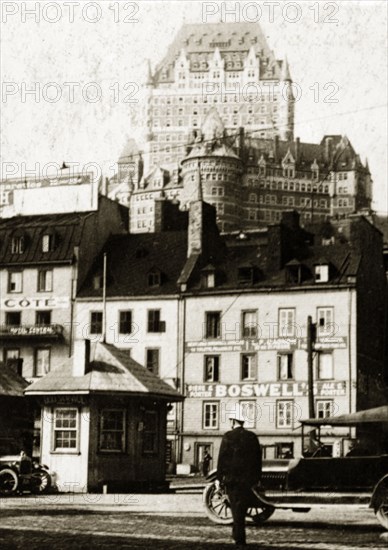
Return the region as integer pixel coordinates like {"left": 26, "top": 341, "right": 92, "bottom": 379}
{"left": 90, "top": 311, "right": 103, "bottom": 334}
{"left": 205, "top": 312, "right": 221, "bottom": 339}
{"left": 36, "top": 310, "right": 51, "bottom": 325}
{"left": 146, "top": 349, "right": 159, "bottom": 375}
{"left": 6, "top": 312, "right": 21, "bottom": 326}
{"left": 119, "top": 311, "right": 132, "bottom": 334}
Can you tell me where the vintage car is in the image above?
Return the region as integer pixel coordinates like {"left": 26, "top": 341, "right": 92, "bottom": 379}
{"left": 0, "top": 452, "right": 53, "bottom": 495}
{"left": 203, "top": 405, "right": 388, "bottom": 530}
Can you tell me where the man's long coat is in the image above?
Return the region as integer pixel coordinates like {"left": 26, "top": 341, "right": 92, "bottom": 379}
{"left": 217, "top": 426, "right": 262, "bottom": 486}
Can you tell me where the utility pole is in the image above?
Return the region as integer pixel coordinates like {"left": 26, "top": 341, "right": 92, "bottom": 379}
{"left": 307, "top": 315, "right": 317, "bottom": 418}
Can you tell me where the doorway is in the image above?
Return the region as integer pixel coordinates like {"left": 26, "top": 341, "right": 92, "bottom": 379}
{"left": 195, "top": 443, "right": 213, "bottom": 476}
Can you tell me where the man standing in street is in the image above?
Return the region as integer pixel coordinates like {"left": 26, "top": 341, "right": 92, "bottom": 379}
{"left": 217, "top": 407, "right": 262, "bottom": 547}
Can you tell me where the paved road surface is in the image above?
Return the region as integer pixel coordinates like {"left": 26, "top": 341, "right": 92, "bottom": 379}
{"left": 1, "top": 492, "right": 387, "bottom": 549}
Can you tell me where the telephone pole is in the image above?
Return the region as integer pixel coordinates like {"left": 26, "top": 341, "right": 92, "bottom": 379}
{"left": 307, "top": 316, "right": 317, "bottom": 418}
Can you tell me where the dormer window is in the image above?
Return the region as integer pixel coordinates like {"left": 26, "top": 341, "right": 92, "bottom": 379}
{"left": 93, "top": 274, "right": 103, "bottom": 290}
{"left": 315, "top": 264, "right": 329, "bottom": 283}
{"left": 201, "top": 265, "right": 216, "bottom": 289}
{"left": 42, "top": 233, "right": 55, "bottom": 252}
{"left": 11, "top": 235, "right": 25, "bottom": 254}
{"left": 238, "top": 266, "right": 255, "bottom": 285}
{"left": 148, "top": 269, "right": 161, "bottom": 287}
{"left": 285, "top": 261, "right": 303, "bottom": 284}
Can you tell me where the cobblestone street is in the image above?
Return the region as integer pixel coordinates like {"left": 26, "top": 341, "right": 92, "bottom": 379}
{"left": 1, "top": 493, "right": 387, "bottom": 549}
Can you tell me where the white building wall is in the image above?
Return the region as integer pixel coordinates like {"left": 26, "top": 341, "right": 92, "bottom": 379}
{"left": 182, "top": 288, "right": 357, "bottom": 462}
{"left": 74, "top": 297, "right": 180, "bottom": 384}
{"left": 0, "top": 265, "right": 73, "bottom": 379}
{"left": 40, "top": 405, "right": 90, "bottom": 492}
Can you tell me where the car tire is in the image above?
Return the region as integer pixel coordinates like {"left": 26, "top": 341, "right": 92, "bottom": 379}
{"left": 0, "top": 468, "right": 18, "bottom": 496}
{"left": 376, "top": 502, "right": 388, "bottom": 530}
{"left": 203, "top": 481, "right": 233, "bottom": 524}
{"left": 247, "top": 505, "right": 275, "bottom": 525}
{"left": 31, "top": 470, "right": 52, "bottom": 494}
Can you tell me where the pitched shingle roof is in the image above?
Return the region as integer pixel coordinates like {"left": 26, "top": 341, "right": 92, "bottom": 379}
{"left": 78, "top": 231, "right": 188, "bottom": 297}
{"left": 25, "top": 343, "right": 183, "bottom": 401}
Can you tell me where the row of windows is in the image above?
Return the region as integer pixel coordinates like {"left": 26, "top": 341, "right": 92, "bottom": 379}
{"left": 10, "top": 233, "right": 55, "bottom": 255}
{"left": 203, "top": 351, "right": 334, "bottom": 383}
{"left": 89, "top": 310, "right": 166, "bottom": 335}
{"left": 52, "top": 408, "right": 158, "bottom": 454}
{"left": 243, "top": 195, "right": 328, "bottom": 208}
{"left": 152, "top": 95, "right": 277, "bottom": 106}
{"left": 5, "top": 310, "right": 52, "bottom": 327}
{"left": 3, "top": 346, "right": 160, "bottom": 378}
{"left": 7, "top": 269, "right": 53, "bottom": 293}
{"left": 204, "top": 308, "right": 334, "bottom": 339}
{"left": 203, "top": 399, "right": 335, "bottom": 429}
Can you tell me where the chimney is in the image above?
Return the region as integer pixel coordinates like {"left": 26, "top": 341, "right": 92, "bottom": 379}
{"left": 324, "top": 137, "right": 333, "bottom": 164}
{"left": 281, "top": 210, "right": 300, "bottom": 230}
{"left": 295, "top": 137, "right": 300, "bottom": 162}
{"left": 154, "top": 198, "right": 188, "bottom": 232}
{"left": 237, "top": 127, "right": 244, "bottom": 156}
{"left": 73, "top": 339, "right": 92, "bottom": 376}
{"left": 274, "top": 135, "right": 279, "bottom": 161}
{"left": 101, "top": 177, "right": 109, "bottom": 196}
{"left": 154, "top": 197, "right": 166, "bottom": 233}
{"left": 187, "top": 201, "right": 204, "bottom": 257}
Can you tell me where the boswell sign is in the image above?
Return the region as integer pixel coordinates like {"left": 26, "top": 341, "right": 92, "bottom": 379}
{"left": 186, "top": 381, "right": 347, "bottom": 398}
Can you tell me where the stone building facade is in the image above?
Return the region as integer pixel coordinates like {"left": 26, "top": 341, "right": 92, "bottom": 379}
{"left": 108, "top": 22, "right": 372, "bottom": 234}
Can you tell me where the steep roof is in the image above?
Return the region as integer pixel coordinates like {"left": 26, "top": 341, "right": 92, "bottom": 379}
{"left": 153, "top": 22, "right": 279, "bottom": 84}
{"left": 185, "top": 221, "right": 361, "bottom": 293}
{"left": 78, "top": 231, "right": 188, "bottom": 297}
{"left": 0, "top": 363, "right": 29, "bottom": 397}
{"left": 0, "top": 211, "right": 94, "bottom": 265}
{"left": 25, "top": 342, "right": 183, "bottom": 400}
{"left": 240, "top": 134, "right": 361, "bottom": 172}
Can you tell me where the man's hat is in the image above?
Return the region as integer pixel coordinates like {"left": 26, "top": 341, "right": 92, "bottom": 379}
{"left": 229, "top": 405, "right": 245, "bottom": 424}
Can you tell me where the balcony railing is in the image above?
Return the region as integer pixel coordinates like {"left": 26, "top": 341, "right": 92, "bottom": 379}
{"left": 0, "top": 324, "right": 64, "bottom": 339}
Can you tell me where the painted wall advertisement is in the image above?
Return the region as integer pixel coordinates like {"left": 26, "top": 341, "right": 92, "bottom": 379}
{"left": 186, "top": 381, "right": 347, "bottom": 399}
{"left": 186, "top": 337, "right": 347, "bottom": 353}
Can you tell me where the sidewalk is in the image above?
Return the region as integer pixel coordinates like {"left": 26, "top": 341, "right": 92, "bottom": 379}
{"left": 167, "top": 474, "right": 207, "bottom": 492}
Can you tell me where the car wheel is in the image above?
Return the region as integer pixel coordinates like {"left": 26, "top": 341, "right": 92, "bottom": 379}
{"left": 203, "top": 481, "right": 233, "bottom": 525}
{"left": 376, "top": 502, "right": 388, "bottom": 530}
{"left": 247, "top": 505, "right": 275, "bottom": 525}
{"left": 0, "top": 468, "right": 18, "bottom": 496}
{"left": 31, "top": 471, "right": 52, "bottom": 494}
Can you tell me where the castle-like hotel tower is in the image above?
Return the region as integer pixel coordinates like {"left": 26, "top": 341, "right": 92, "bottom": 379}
{"left": 109, "top": 22, "right": 372, "bottom": 233}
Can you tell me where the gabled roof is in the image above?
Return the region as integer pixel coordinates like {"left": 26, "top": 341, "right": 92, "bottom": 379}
{"left": 25, "top": 342, "right": 183, "bottom": 401}
{"left": 241, "top": 135, "right": 361, "bottom": 172}
{"left": 78, "top": 231, "right": 188, "bottom": 297}
{"left": 0, "top": 363, "right": 29, "bottom": 397}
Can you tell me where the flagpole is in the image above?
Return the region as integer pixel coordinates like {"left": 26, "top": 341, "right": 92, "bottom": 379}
{"left": 102, "top": 252, "right": 107, "bottom": 343}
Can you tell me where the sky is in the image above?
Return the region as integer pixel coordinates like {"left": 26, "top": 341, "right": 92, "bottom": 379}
{"left": 1, "top": 0, "right": 387, "bottom": 213}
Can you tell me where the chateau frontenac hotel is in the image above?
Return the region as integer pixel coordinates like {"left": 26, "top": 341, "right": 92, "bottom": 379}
{"left": 108, "top": 22, "right": 372, "bottom": 234}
